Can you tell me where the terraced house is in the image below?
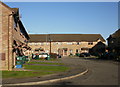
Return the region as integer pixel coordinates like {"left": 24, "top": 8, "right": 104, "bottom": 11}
{"left": 0, "top": 2, "right": 29, "bottom": 70}
{"left": 107, "top": 29, "right": 120, "bottom": 60}
{"left": 28, "top": 34, "right": 105, "bottom": 56}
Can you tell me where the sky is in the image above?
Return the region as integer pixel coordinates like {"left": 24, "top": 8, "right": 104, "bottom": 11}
{"left": 5, "top": 2, "right": 118, "bottom": 40}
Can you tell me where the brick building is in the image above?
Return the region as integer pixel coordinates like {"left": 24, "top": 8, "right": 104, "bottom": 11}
{"left": 107, "top": 29, "right": 120, "bottom": 60}
{"left": 28, "top": 34, "right": 105, "bottom": 56}
{"left": 0, "top": 2, "right": 29, "bottom": 70}
{"left": 89, "top": 41, "right": 106, "bottom": 56}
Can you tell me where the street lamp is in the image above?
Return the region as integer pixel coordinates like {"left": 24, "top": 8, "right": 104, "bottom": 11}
{"left": 48, "top": 34, "right": 53, "bottom": 55}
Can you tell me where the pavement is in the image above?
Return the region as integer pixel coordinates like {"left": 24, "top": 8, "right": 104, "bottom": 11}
{"left": 2, "top": 57, "right": 88, "bottom": 87}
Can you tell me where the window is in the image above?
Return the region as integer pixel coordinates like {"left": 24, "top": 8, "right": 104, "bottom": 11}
{"left": 38, "top": 43, "right": 41, "bottom": 45}
{"left": 77, "top": 42, "right": 81, "bottom": 45}
{"left": 81, "top": 48, "right": 89, "bottom": 50}
{"left": 58, "top": 42, "right": 62, "bottom": 45}
{"left": 29, "top": 43, "right": 33, "bottom": 45}
{"left": 53, "top": 42, "right": 57, "bottom": 45}
{"left": 67, "top": 42, "right": 72, "bottom": 45}
{"left": 46, "top": 42, "right": 49, "bottom": 45}
{"left": 76, "top": 49, "right": 79, "bottom": 53}
{"left": 41, "top": 42, "right": 44, "bottom": 46}
{"left": 34, "top": 43, "right": 38, "bottom": 46}
{"left": 45, "top": 50, "right": 49, "bottom": 53}
{"left": 69, "top": 49, "right": 73, "bottom": 53}
{"left": 33, "top": 43, "right": 40, "bottom": 46}
{"left": 88, "top": 42, "right": 93, "bottom": 45}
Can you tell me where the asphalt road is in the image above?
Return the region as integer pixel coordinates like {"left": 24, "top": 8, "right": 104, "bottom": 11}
{"left": 44, "top": 57, "right": 119, "bottom": 85}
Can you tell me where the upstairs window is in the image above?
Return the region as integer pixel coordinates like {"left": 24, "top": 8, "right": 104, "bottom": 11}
{"left": 88, "top": 42, "right": 93, "bottom": 45}
{"left": 58, "top": 42, "right": 62, "bottom": 45}
{"left": 41, "top": 42, "right": 44, "bottom": 46}
{"left": 53, "top": 42, "right": 57, "bottom": 45}
{"left": 34, "top": 43, "right": 38, "bottom": 46}
{"left": 67, "top": 42, "right": 72, "bottom": 45}
{"left": 77, "top": 42, "right": 81, "bottom": 45}
{"left": 29, "top": 43, "right": 33, "bottom": 45}
{"left": 46, "top": 42, "right": 49, "bottom": 45}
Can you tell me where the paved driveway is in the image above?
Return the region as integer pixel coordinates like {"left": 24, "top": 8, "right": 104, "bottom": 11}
{"left": 47, "top": 57, "right": 119, "bottom": 85}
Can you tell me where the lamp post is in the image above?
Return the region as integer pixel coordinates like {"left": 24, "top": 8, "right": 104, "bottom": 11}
{"left": 50, "top": 39, "right": 51, "bottom": 54}
{"left": 48, "top": 34, "right": 52, "bottom": 55}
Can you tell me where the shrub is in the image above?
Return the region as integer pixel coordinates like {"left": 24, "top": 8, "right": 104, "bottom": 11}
{"left": 75, "top": 53, "right": 80, "bottom": 56}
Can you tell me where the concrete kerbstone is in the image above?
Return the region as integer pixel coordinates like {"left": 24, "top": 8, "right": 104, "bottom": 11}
{"left": 3, "top": 69, "right": 88, "bottom": 86}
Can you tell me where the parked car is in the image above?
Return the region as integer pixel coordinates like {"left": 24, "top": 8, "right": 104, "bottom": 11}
{"left": 32, "top": 53, "right": 39, "bottom": 59}
{"left": 57, "top": 54, "right": 62, "bottom": 58}
{"left": 39, "top": 53, "right": 48, "bottom": 59}
{"left": 79, "top": 53, "right": 90, "bottom": 57}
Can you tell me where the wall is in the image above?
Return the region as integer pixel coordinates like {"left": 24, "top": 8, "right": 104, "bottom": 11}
{"left": 1, "top": 4, "right": 13, "bottom": 70}
{"left": 0, "top": 3, "right": 29, "bottom": 70}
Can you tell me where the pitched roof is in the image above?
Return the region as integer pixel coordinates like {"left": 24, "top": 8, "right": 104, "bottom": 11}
{"left": 18, "top": 20, "right": 30, "bottom": 40}
{"left": 29, "top": 34, "right": 105, "bottom": 42}
{"left": 1, "top": 2, "right": 29, "bottom": 40}
{"left": 107, "top": 29, "right": 120, "bottom": 40}
{"left": 1, "top": 1, "right": 18, "bottom": 13}
{"left": 112, "top": 29, "right": 120, "bottom": 38}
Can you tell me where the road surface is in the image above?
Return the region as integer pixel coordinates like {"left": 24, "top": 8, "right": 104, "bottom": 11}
{"left": 45, "top": 57, "right": 119, "bottom": 85}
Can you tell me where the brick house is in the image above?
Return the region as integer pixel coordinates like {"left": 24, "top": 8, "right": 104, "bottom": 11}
{"left": 0, "top": 2, "right": 30, "bottom": 70}
{"left": 107, "top": 29, "right": 120, "bottom": 60}
{"left": 89, "top": 41, "right": 106, "bottom": 57}
{"left": 28, "top": 34, "right": 105, "bottom": 56}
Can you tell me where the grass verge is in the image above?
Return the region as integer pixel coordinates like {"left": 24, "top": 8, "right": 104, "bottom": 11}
{"left": 2, "top": 60, "right": 70, "bottom": 79}
{"left": 2, "top": 71, "right": 53, "bottom": 79}
{"left": 26, "top": 61, "right": 64, "bottom": 65}
{"left": 23, "top": 64, "right": 69, "bottom": 72}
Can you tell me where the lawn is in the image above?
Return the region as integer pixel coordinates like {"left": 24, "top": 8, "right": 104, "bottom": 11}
{"left": 2, "top": 71, "right": 53, "bottom": 79}
{"left": 23, "top": 64, "right": 69, "bottom": 72}
{"left": 26, "top": 61, "right": 64, "bottom": 65}
{"left": 2, "top": 59, "right": 70, "bottom": 79}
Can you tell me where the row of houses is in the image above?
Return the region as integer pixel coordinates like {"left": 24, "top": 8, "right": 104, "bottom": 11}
{"left": 28, "top": 34, "right": 106, "bottom": 56}
{"left": 0, "top": 2, "right": 119, "bottom": 71}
